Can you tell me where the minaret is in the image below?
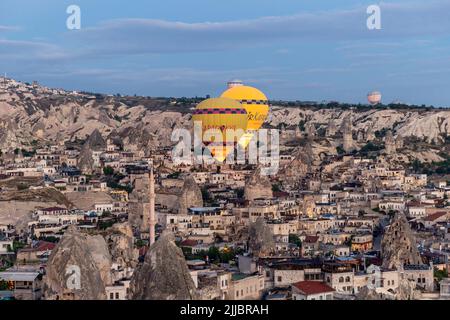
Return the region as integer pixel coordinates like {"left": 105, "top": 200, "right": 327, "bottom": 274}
{"left": 149, "top": 167, "right": 156, "bottom": 245}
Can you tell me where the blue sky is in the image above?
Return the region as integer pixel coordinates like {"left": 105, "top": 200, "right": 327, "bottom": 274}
{"left": 0, "top": 0, "right": 450, "bottom": 106}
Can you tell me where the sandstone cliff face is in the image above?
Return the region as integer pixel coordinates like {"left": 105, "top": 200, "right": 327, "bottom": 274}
{"left": 268, "top": 107, "right": 450, "bottom": 144}
{"left": 127, "top": 173, "right": 151, "bottom": 229}
{"left": 395, "top": 276, "right": 423, "bottom": 300}
{"left": 355, "top": 276, "right": 422, "bottom": 300}
{"left": 129, "top": 231, "right": 199, "bottom": 300}
{"left": 279, "top": 145, "right": 316, "bottom": 186}
{"left": 244, "top": 167, "right": 273, "bottom": 202}
{"left": 381, "top": 212, "right": 423, "bottom": 270}
{"left": 176, "top": 175, "right": 203, "bottom": 214}
{"left": 102, "top": 222, "right": 138, "bottom": 269}
{"left": 44, "top": 226, "right": 112, "bottom": 300}
{"left": 78, "top": 129, "right": 106, "bottom": 174}
{"left": 248, "top": 217, "right": 275, "bottom": 257}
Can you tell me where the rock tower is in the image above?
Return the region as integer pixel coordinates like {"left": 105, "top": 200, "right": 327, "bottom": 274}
{"left": 381, "top": 212, "right": 423, "bottom": 270}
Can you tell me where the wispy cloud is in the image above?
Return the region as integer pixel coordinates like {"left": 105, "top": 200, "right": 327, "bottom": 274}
{"left": 0, "top": 39, "right": 68, "bottom": 60}
{"left": 1, "top": 1, "right": 449, "bottom": 62}
{"left": 0, "top": 25, "right": 20, "bottom": 33}
{"left": 60, "top": 0, "right": 450, "bottom": 56}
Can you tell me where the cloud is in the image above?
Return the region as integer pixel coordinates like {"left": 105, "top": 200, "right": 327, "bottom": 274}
{"left": 0, "top": 39, "right": 68, "bottom": 60}
{"left": 2, "top": 1, "right": 449, "bottom": 62}
{"left": 0, "top": 25, "right": 20, "bottom": 33}
{"left": 61, "top": 0, "right": 450, "bottom": 56}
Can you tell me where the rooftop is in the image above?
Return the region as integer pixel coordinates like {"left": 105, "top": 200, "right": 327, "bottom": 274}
{"left": 0, "top": 271, "right": 40, "bottom": 282}
{"left": 292, "top": 281, "right": 334, "bottom": 295}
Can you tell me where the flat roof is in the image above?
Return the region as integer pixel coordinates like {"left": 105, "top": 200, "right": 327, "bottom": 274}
{"left": 0, "top": 271, "right": 40, "bottom": 282}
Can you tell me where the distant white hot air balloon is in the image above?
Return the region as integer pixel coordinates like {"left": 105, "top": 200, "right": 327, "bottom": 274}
{"left": 367, "top": 91, "right": 382, "bottom": 105}
{"left": 227, "top": 79, "right": 244, "bottom": 89}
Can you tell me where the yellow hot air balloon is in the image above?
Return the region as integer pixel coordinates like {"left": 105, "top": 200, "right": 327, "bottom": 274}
{"left": 221, "top": 85, "right": 269, "bottom": 148}
{"left": 192, "top": 97, "right": 248, "bottom": 162}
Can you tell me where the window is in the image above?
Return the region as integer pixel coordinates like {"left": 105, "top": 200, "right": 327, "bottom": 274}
{"left": 115, "top": 292, "right": 119, "bottom": 299}
{"left": 236, "top": 290, "right": 239, "bottom": 297}
{"left": 345, "top": 276, "right": 351, "bottom": 283}
{"left": 339, "top": 277, "right": 344, "bottom": 283}
{"left": 110, "top": 293, "right": 114, "bottom": 300}
{"left": 277, "top": 276, "right": 282, "bottom": 282}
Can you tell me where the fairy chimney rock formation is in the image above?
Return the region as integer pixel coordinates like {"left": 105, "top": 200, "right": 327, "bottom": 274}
{"left": 129, "top": 231, "right": 199, "bottom": 300}
{"left": 43, "top": 226, "right": 112, "bottom": 300}
{"left": 177, "top": 175, "right": 203, "bottom": 214}
{"left": 381, "top": 212, "right": 423, "bottom": 270}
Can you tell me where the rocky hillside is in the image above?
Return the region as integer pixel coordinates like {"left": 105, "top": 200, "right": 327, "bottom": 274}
{"left": 0, "top": 78, "right": 449, "bottom": 153}
{"left": 268, "top": 107, "right": 450, "bottom": 143}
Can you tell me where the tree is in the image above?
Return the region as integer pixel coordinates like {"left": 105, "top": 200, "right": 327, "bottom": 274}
{"left": 219, "top": 247, "right": 235, "bottom": 263}
{"left": 289, "top": 234, "right": 302, "bottom": 247}
{"left": 17, "top": 183, "right": 28, "bottom": 191}
{"left": 236, "top": 188, "right": 244, "bottom": 199}
{"left": 135, "top": 239, "right": 147, "bottom": 248}
{"left": 272, "top": 184, "right": 281, "bottom": 192}
{"left": 207, "top": 246, "right": 220, "bottom": 262}
{"left": 336, "top": 146, "right": 345, "bottom": 155}
{"left": 103, "top": 166, "right": 114, "bottom": 176}
{"left": 201, "top": 187, "right": 211, "bottom": 202}
{"left": 298, "top": 120, "right": 306, "bottom": 131}
{"left": 0, "top": 280, "right": 9, "bottom": 290}
{"left": 434, "top": 268, "right": 448, "bottom": 282}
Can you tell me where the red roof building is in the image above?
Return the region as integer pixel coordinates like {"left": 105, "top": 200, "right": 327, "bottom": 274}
{"left": 291, "top": 281, "right": 335, "bottom": 300}
{"left": 304, "top": 236, "right": 319, "bottom": 243}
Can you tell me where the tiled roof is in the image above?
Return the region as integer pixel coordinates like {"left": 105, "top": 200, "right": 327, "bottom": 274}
{"left": 423, "top": 211, "right": 447, "bottom": 222}
{"left": 180, "top": 239, "right": 198, "bottom": 247}
{"left": 41, "top": 207, "right": 67, "bottom": 212}
{"left": 292, "top": 281, "right": 334, "bottom": 295}
{"left": 304, "top": 236, "right": 319, "bottom": 243}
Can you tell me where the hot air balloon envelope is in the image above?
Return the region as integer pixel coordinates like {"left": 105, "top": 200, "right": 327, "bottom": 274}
{"left": 367, "top": 91, "right": 382, "bottom": 105}
{"left": 221, "top": 85, "right": 269, "bottom": 148}
{"left": 192, "top": 97, "right": 248, "bottom": 162}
